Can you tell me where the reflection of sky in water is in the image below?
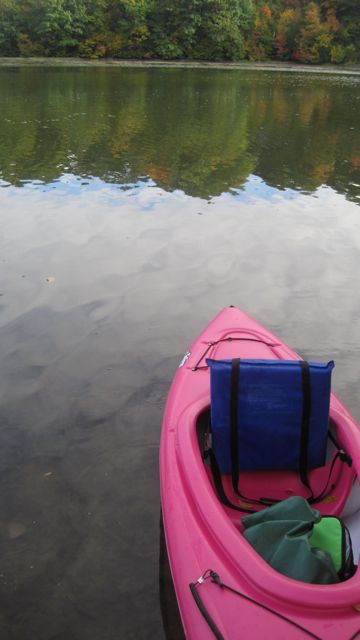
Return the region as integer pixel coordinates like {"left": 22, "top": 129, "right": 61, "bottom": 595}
{"left": 230, "top": 174, "right": 300, "bottom": 202}
{"left": 0, "top": 172, "right": 319, "bottom": 204}
{"left": 1, "top": 177, "right": 359, "bottom": 408}
{"left": 1, "top": 167, "right": 360, "bottom": 640}
{"left": 3, "top": 170, "right": 358, "bottom": 204}
{"left": 1, "top": 179, "right": 359, "bottom": 342}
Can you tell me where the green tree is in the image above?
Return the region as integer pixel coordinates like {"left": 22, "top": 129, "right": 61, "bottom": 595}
{"left": 148, "top": 0, "right": 253, "bottom": 60}
{"left": 13, "top": 0, "right": 91, "bottom": 55}
{"left": 105, "top": 0, "right": 150, "bottom": 57}
{"left": 12, "top": 0, "right": 111, "bottom": 56}
{"left": 195, "top": 0, "right": 253, "bottom": 60}
{"left": 0, "top": 0, "right": 19, "bottom": 54}
{"left": 147, "top": 0, "right": 202, "bottom": 59}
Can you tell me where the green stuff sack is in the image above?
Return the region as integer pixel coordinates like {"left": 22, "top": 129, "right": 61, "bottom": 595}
{"left": 310, "top": 517, "right": 356, "bottom": 581}
{"left": 242, "top": 496, "right": 356, "bottom": 584}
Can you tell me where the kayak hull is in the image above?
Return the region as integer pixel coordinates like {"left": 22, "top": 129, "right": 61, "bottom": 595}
{"left": 160, "top": 308, "right": 360, "bottom": 639}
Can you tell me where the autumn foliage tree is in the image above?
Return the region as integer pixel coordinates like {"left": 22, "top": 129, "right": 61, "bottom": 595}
{"left": 275, "top": 7, "right": 301, "bottom": 60}
{"left": 0, "top": 0, "right": 358, "bottom": 63}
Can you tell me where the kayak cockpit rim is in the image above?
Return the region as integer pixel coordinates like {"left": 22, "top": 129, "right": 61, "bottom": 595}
{"left": 174, "top": 394, "right": 360, "bottom": 610}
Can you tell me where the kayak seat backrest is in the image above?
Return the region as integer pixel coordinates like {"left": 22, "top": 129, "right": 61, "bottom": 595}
{"left": 206, "top": 358, "right": 334, "bottom": 475}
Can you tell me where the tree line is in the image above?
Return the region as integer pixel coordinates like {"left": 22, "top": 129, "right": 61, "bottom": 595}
{"left": 0, "top": 0, "right": 359, "bottom": 64}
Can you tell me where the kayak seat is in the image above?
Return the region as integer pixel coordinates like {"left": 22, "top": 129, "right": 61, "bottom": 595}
{"left": 204, "top": 357, "right": 352, "bottom": 510}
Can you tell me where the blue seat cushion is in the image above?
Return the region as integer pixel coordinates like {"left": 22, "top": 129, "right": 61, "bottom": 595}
{"left": 206, "top": 359, "right": 334, "bottom": 473}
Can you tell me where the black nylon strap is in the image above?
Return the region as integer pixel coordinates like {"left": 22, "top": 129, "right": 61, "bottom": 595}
{"left": 208, "top": 441, "right": 351, "bottom": 512}
{"left": 207, "top": 448, "right": 255, "bottom": 513}
{"left": 299, "top": 361, "right": 314, "bottom": 499}
{"left": 230, "top": 358, "right": 240, "bottom": 495}
{"left": 189, "top": 581, "right": 224, "bottom": 640}
{"left": 189, "top": 571, "right": 322, "bottom": 640}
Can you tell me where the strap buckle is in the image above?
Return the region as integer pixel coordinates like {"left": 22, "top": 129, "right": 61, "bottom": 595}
{"left": 339, "top": 449, "right": 352, "bottom": 466}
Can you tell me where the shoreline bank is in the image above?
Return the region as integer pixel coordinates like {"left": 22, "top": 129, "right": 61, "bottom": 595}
{"left": 0, "top": 57, "right": 360, "bottom": 75}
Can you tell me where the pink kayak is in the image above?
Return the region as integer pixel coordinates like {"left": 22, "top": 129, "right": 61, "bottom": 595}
{"left": 160, "top": 307, "right": 360, "bottom": 639}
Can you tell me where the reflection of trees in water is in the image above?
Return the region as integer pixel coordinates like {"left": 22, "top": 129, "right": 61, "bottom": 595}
{"left": 0, "top": 68, "right": 359, "bottom": 202}
{"left": 246, "top": 76, "right": 359, "bottom": 196}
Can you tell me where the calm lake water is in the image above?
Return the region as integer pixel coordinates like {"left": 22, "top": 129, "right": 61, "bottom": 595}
{"left": 0, "top": 65, "right": 360, "bottom": 640}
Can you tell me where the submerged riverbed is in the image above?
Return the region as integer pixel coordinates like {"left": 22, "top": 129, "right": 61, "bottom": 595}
{"left": 0, "top": 66, "right": 359, "bottom": 639}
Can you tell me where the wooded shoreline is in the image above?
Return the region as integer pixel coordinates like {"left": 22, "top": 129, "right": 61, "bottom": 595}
{"left": 1, "top": 58, "right": 360, "bottom": 75}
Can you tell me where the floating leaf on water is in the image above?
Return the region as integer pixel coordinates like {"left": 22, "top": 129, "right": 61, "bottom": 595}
{"left": 8, "top": 522, "right": 26, "bottom": 539}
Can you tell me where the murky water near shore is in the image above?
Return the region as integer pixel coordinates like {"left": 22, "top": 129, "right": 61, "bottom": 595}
{"left": 0, "top": 66, "right": 359, "bottom": 639}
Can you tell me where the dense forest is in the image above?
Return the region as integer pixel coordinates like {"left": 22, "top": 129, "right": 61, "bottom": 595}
{"left": 0, "top": 0, "right": 359, "bottom": 64}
